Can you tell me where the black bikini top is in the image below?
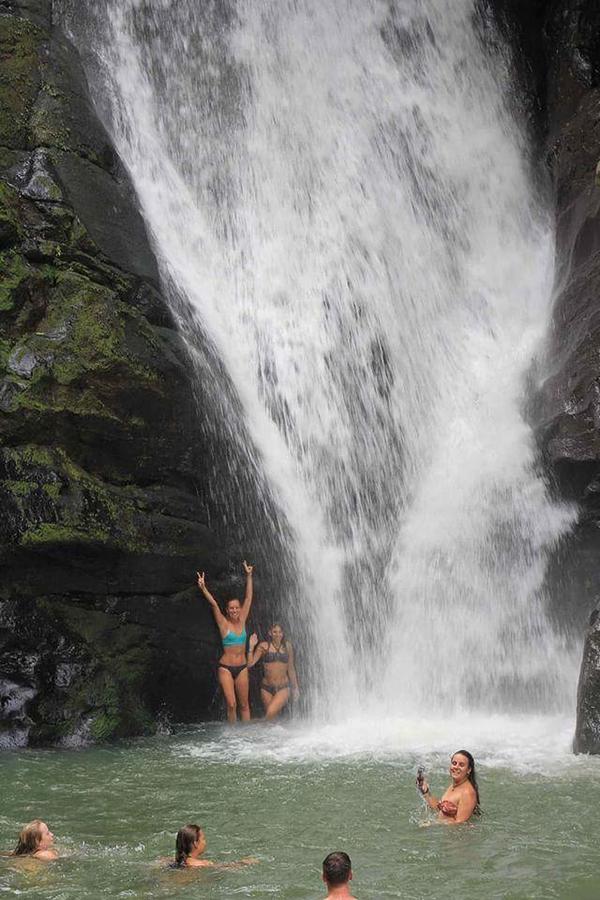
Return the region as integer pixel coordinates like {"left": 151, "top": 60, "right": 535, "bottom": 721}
{"left": 263, "top": 643, "right": 289, "bottom": 664}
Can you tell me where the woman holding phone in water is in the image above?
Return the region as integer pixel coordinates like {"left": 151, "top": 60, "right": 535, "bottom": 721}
{"left": 197, "top": 561, "right": 254, "bottom": 722}
{"left": 417, "top": 750, "right": 481, "bottom": 824}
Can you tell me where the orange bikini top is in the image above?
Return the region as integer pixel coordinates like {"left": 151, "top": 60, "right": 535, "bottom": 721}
{"left": 437, "top": 800, "right": 458, "bottom": 818}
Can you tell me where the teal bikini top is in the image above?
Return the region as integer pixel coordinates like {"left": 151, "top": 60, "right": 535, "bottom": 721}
{"left": 222, "top": 627, "right": 247, "bottom": 647}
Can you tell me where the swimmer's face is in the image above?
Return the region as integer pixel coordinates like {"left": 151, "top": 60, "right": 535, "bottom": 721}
{"left": 226, "top": 599, "right": 241, "bottom": 621}
{"left": 38, "top": 823, "right": 54, "bottom": 850}
{"left": 449, "top": 753, "right": 471, "bottom": 783}
{"left": 270, "top": 625, "right": 283, "bottom": 642}
{"left": 194, "top": 831, "right": 207, "bottom": 856}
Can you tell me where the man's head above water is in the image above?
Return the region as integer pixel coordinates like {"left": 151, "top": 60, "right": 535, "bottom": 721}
{"left": 322, "top": 851, "right": 354, "bottom": 897}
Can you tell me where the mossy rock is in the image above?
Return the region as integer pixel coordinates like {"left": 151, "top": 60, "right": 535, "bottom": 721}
{"left": 0, "top": 17, "right": 43, "bottom": 149}
{"left": 0, "top": 258, "right": 170, "bottom": 431}
{"left": 0, "top": 0, "right": 285, "bottom": 746}
{"left": 0, "top": 250, "right": 35, "bottom": 312}
{"left": 46, "top": 606, "right": 155, "bottom": 743}
{"left": 0, "top": 181, "right": 24, "bottom": 247}
{"left": 13, "top": 597, "right": 157, "bottom": 745}
{"left": 0, "top": 444, "right": 155, "bottom": 554}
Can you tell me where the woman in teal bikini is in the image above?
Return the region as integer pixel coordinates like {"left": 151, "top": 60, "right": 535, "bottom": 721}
{"left": 248, "top": 623, "right": 300, "bottom": 720}
{"left": 197, "top": 561, "right": 254, "bottom": 722}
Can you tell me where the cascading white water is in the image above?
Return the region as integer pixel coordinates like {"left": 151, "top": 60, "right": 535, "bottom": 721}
{"left": 61, "top": 0, "right": 578, "bottom": 721}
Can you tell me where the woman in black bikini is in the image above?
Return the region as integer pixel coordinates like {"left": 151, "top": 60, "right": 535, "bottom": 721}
{"left": 248, "top": 623, "right": 299, "bottom": 720}
{"left": 197, "top": 561, "right": 254, "bottom": 723}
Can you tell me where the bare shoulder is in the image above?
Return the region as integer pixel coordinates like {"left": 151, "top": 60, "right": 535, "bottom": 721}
{"left": 32, "top": 850, "right": 58, "bottom": 861}
{"left": 457, "top": 781, "right": 477, "bottom": 809}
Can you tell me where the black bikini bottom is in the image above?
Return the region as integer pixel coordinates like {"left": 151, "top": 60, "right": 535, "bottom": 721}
{"left": 261, "top": 682, "right": 290, "bottom": 696}
{"left": 218, "top": 663, "right": 247, "bottom": 679}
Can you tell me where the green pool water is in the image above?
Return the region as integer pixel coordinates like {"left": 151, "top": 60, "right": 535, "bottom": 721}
{"left": 1, "top": 717, "right": 599, "bottom": 899}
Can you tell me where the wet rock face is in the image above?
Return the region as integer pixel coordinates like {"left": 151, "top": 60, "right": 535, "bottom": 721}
{"left": 0, "top": 1, "right": 281, "bottom": 745}
{"left": 531, "top": 1, "right": 600, "bottom": 747}
{"left": 485, "top": 0, "right": 549, "bottom": 131}
{"left": 574, "top": 609, "right": 600, "bottom": 753}
{"left": 539, "top": 1, "right": 600, "bottom": 550}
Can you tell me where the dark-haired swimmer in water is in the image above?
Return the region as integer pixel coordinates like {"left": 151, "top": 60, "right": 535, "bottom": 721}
{"left": 167, "top": 824, "right": 257, "bottom": 869}
{"left": 418, "top": 750, "right": 481, "bottom": 824}
{"left": 171, "top": 825, "right": 211, "bottom": 868}
{"left": 248, "top": 623, "right": 300, "bottom": 720}
{"left": 197, "top": 561, "right": 254, "bottom": 723}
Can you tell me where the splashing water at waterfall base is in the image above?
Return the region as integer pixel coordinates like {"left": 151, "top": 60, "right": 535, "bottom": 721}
{"left": 58, "top": 0, "right": 579, "bottom": 736}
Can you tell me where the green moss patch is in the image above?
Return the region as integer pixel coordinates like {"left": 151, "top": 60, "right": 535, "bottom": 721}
{"left": 0, "top": 180, "right": 23, "bottom": 246}
{"left": 0, "top": 250, "right": 33, "bottom": 311}
{"left": 0, "top": 444, "right": 149, "bottom": 554}
{"left": 30, "top": 269, "right": 161, "bottom": 388}
{"left": 0, "top": 17, "right": 43, "bottom": 148}
{"left": 30, "top": 84, "right": 71, "bottom": 149}
{"left": 52, "top": 605, "right": 155, "bottom": 742}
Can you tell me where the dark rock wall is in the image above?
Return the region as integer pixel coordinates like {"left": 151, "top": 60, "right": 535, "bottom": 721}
{"left": 573, "top": 607, "right": 600, "bottom": 752}
{"left": 537, "top": 2, "right": 600, "bottom": 641}
{"left": 484, "top": 0, "right": 550, "bottom": 138}
{"left": 522, "top": 1, "right": 600, "bottom": 750}
{"left": 0, "top": 0, "right": 291, "bottom": 746}
{"left": 484, "top": 0, "right": 600, "bottom": 753}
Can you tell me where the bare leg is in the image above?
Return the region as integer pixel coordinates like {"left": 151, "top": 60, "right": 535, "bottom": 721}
{"left": 234, "top": 667, "right": 251, "bottom": 721}
{"left": 264, "top": 688, "right": 290, "bottom": 721}
{"left": 217, "top": 667, "right": 237, "bottom": 723}
{"left": 261, "top": 688, "right": 273, "bottom": 718}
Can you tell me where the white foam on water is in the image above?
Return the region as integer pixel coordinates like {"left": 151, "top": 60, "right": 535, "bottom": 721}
{"left": 171, "top": 714, "right": 595, "bottom": 777}
{"left": 59, "top": 0, "right": 579, "bottom": 729}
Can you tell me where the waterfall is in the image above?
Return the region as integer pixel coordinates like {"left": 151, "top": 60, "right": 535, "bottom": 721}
{"left": 60, "top": 0, "right": 578, "bottom": 720}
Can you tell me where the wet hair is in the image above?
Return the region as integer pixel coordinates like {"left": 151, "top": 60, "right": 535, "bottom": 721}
{"left": 13, "top": 820, "right": 44, "bottom": 856}
{"left": 174, "top": 824, "right": 203, "bottom": 867}
{"left": 323, "top": 851, "right": 351, "bottom": 886}
{"left": 453, "top": 749, "right": 481, "bottom": 815}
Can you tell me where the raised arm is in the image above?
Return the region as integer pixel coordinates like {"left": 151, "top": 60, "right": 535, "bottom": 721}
{"left": 248, "top": 636, "right": 267, "bottom": 668}
{"left": 287, "top": 642, "right": 300, "bottom": 699}
{"left": 197, "top": 571, "right": 228, "bottom": 632}
{"left": 417, "top": 779, "right": 440, "bottom": 812}
{"left": 240, "top": 561, "right": 254, "bottom": 622}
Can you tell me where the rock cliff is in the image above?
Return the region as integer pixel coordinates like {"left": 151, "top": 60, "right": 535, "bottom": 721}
{"left": 0, "top": 0, "right": 289, "bottom": 746}
{"left": 574, "top": 608, "right": 600, "bottom": 752}
{"left": 538, "top": 0, "right": 600, "bottom": 623}
{"left": 526, "top": 1, "right": 600, "bottom": 750}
